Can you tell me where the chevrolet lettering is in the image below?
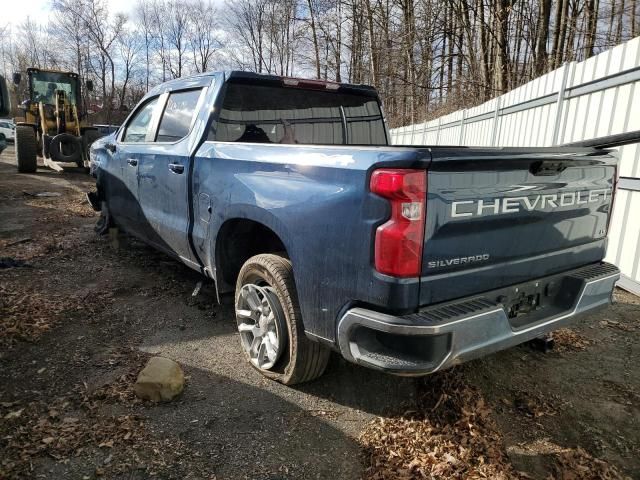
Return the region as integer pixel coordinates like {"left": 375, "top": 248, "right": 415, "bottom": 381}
{"left": 451, "top": 188, "right": 611, "bottom": 218}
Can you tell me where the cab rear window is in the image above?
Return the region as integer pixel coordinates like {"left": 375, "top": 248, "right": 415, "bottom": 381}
{"left": 211, "top": 83, "right": 387, "bottom": 146}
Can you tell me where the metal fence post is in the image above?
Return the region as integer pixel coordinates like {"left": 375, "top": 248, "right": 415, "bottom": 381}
{"left": 551, "top": 62, "right": 574, "bottom": 146}
{"left": 491, "top": 97, "right": 502, "bottom": 146}
{"left": 435, "top": 118, "right": 442, "bottom": 145}
{"left": 459, "top": 109, "right": 467, "bottom": 145}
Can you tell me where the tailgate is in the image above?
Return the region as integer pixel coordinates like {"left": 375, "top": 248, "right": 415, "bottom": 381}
{"left": 419, "top": 147, "right": 617, "bottom": 305}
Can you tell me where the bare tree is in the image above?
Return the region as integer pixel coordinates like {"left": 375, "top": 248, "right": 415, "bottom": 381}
{"left": 188, "top": 0, "right": 220, "bottom": 73}
{"left": 226, "top": 0, "right": 268, "bottom": 72}
{"left": 165, "top": 0, "right": 190, "bottom": 78}
{"left": 117, "top": 27, "right": 141, "bottom": 108}
{"left": 306, "top": 0, "right": 322, "bottom": 78}
{"left": 53, "top": 0, "right": 124, "bottom": 122}
{"left": 6, "top": 0, "right": 637, "bottom": 128}
{"left": 136, "top": 0, "right": 154, "bottom": 90}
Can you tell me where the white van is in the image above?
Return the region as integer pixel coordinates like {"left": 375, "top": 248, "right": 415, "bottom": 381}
{"left": 0, "top": 119, "right": 15, "bottom": 141}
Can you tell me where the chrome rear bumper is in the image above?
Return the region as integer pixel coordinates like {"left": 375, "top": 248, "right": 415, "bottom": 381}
{"left": 337, "top": 262, "right": 620, "bottom": 375}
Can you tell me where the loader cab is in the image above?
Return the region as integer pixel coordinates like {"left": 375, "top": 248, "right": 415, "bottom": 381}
{"left": 25, "top": 68, "right": 82, "bottom": 110}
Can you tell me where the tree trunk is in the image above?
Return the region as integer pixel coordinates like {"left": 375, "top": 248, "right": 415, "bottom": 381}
{"left": 583, "top": 0, "right": 598, "bottom": 59}
{"left": 364, "top": 0, "right": 378, "bottom": 86}
{"left": 564, "top": 0, "right": 580, "bottom": 62}
{"left": 335, "top": 1, "right": 342, "bottom": 82}
{"left": 494, "top": 0, "right": 510, "bottom": 93}
{"left": 477, "top": 0, "right": 491, "bottom": 99}
{"left": 534, "top": 0, "right": 552, "bottom": 75}
{"left": 306, "top": 0, "right": 321, "bottom": 79}
{"left": 615, "top": 0, "right": 625, "bottom": 44}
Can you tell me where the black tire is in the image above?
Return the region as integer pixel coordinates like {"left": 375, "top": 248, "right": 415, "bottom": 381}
{"left": 15, "top": 126, "right": 38, "bottom": 173}
{"left": 82, "top": 129, "right": 102, "bottom": 161}
{"left": 235, "top": 254, "right": 330, "bottom": 385}
{"left": 49, "top": 133, "right": 81, "bottom": 164}
{"left": 79, "top": 130, "right": 102, "bottom": 169}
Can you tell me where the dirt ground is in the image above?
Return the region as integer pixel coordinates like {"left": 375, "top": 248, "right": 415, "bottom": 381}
{"left": 1, "top": 145, "right": 639, "bottom": 479}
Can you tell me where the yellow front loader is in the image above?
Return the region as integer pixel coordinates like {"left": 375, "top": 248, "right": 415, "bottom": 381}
{"left": 13, "top": 68, "right": 102, "bottom": 173}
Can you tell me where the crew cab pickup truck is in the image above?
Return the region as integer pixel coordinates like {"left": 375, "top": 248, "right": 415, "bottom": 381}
{"left": 88, "top": 71, "right": 620, "bottom": 385}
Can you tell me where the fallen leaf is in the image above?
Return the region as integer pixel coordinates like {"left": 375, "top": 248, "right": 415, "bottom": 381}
{"left": 4, "top": 409, "right": 24, "bottom": 420}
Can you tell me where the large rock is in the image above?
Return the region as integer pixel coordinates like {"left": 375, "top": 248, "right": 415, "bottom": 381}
{"left": 134, "top": 357, "right": 184, "bottom": 402}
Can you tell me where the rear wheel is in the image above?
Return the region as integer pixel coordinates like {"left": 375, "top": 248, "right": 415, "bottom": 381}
{"left": 235, "top": 254, "right": 330, "bottom": 384}
{"left": 15, "top": 126, "right": 38, "bottom": 173}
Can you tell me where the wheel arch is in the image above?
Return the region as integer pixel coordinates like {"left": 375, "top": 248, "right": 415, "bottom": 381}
{"left": 213, "top": 215, "right": 292, "bottom": 294}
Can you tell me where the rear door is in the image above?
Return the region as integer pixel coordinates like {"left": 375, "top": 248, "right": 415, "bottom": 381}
{"left": 136, "top": 86, "right": 208, "bottom": 265}
{"left": 419, "top": 148, "right": 617, "bottom": 305}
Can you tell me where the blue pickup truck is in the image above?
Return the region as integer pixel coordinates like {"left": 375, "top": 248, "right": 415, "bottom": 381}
{"left": 88, "top": 71, "right": 620, "bottom": 384}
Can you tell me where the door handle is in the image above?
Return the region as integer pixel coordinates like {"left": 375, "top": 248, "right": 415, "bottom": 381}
{"left": 168, "top": 163, "right": 185, "bottom": 174}
{"left": 106, "top": 143, "right": 116, "bottom": 153}
{"left": 127, "top": 158, "right": 138, "bottom": 166}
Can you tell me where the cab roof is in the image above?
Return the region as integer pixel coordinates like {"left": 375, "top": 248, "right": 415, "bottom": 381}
{"left": 146, "top": 70, "right": 378, "bottom": 98}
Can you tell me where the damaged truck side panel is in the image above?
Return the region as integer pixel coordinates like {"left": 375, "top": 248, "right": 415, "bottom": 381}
{"left": 88, "top": 71, "right": 619, "bottom": 385}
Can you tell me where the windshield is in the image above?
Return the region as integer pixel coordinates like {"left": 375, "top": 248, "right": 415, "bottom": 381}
{"left": 30, "top": 71, "right": 78, "bottom": 105}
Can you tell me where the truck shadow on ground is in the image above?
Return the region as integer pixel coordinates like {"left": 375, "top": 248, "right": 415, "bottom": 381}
{"left": 136, "top": 282, "right": 419, "bottom": 418}
{"left": 110, "top": 233, "right": 420, "bottom": 418}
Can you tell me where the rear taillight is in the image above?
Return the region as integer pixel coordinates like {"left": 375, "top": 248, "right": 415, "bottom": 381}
{"left": 370, "top": 169, "right": 427, "bottom": 277}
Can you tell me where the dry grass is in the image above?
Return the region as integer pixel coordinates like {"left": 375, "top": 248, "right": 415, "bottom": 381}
{"left": 0, "top": 283, "right": 68, "bottom": 347}
{"left": 359, "top": 371, "right": 628, "bottom": 480}
{"left": 0, "top": 351, "right": 206, "bottom": 479}
{"left": 553, "top": 328, "right": 591, "bottom": 352}
{"left": 360, "top": 371, "right": 526, "bottom": 479}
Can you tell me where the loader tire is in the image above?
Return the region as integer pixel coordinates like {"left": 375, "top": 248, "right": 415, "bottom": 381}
{"left": 80, "top": 129, "right": 103, "bottom": 169}
{"left": 82, "top": 129, "right": 102, "bottom": 157}
{"left": 15, "top": 126, "right": 38, "bottom": 173}
{"left": 49, "top": 133, "right": 81, "bottom": 164}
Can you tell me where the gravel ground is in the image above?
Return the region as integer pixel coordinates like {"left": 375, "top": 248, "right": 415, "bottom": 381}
{"left": 1, "top": 145, "right": 638, "bottom": 479}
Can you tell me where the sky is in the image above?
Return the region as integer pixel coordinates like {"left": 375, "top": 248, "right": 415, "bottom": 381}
{"left": 3, "top": 0, "right": 135, "bottom": 27}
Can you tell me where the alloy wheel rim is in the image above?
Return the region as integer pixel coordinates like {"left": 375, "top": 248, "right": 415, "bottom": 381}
{"left": 236, "top": 284, "right": 287, "bottom": 370}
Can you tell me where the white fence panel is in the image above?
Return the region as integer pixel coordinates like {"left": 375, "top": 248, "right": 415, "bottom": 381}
{"left": 389, "top": 36, "right": 640, "bottom": 295}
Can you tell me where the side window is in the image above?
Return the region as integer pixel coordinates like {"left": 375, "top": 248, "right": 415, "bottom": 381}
{"left": 123, "top": 97, "right": 159, "bottom": 143}
{"left": 156, "top": 89, "right": 202, "bottom": 142}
